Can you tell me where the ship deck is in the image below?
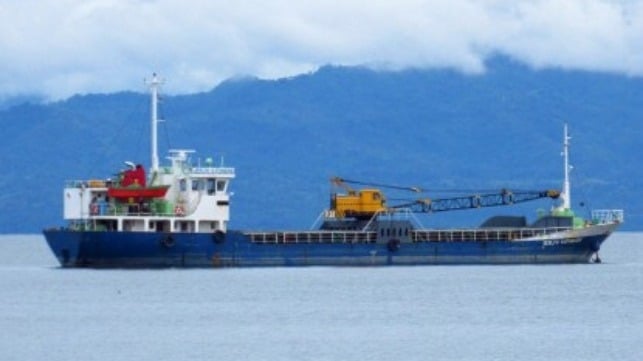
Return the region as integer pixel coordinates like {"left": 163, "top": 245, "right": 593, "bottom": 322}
{"left": 245, "top": 227, "right": 570, "bottom": 244}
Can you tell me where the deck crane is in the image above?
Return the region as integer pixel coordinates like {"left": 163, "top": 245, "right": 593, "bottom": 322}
{"left": 329, "top": 177, "right": 560, "bottom": 219}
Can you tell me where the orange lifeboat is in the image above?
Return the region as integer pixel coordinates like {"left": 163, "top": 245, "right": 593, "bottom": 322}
{"left": 107, "top": 163, "right": 169, "bottom": 199}
{"left": 107, "top": 185, "right": 170, "bottom": 200}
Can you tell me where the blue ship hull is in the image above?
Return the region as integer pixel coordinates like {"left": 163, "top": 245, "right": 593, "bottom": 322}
{"left": 42, "top": 227, "right": 612, "bottom": 268}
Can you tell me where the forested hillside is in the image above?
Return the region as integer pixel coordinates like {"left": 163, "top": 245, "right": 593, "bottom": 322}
{"left": 1, "top": 56, "right": 640, "bottom": 233}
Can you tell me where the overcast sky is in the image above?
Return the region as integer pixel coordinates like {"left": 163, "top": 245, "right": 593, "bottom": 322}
{"left": 1, "top": 0, "right": 642, "bottom": 100}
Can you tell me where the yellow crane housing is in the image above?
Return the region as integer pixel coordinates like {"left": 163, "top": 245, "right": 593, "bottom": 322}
{"left": 331, "top": 188, "right": 387, "bottom": 219}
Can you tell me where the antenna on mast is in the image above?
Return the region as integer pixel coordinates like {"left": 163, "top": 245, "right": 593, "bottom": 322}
{"left": 560, "top": 123, "right": 572, "bottom": 210}
{"left": 146, "top": 73, "right": 163, "bottom": 173}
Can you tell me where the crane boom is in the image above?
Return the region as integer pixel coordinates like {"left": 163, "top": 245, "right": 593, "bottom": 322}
{"left": 392, "top": 189, "right": 561, "bottom": 213}
{"left": 328, "top": 176, "right": 560, "bottom": 219}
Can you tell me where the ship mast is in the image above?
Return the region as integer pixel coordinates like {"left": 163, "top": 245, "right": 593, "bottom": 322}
{"left": 148, "top": 73, "right": 162, "bottom": 173}
{"left": 560, "top": 123, "right": 571, "bottom": 210}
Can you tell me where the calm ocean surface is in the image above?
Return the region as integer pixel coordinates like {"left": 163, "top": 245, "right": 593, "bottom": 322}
{"left": 0, "top": 233, "right": 641, "bottom": 361}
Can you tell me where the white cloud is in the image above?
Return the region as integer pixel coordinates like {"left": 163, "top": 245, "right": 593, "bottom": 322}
{"left": 0, "top": 0, "right": 641, "bottom": 100}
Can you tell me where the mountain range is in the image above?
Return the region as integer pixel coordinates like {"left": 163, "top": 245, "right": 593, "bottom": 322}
{"left": 1, "top": 55, "right": 641, "bottom": 233}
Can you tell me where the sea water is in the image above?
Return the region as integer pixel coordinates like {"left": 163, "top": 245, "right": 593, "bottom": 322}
{"left": 0, "top": 233, "right": 641, "bottom": 361}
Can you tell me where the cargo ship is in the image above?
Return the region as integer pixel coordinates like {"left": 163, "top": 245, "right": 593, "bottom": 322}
{"left": 43, "top": 74, "right": 624, "bottom": 267}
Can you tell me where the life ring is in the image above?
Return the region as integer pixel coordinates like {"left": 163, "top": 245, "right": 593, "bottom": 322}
{"left": 90, "top": 203, "right": 99, "bottom": 215}
{"left": 174, "top": 205, "right": 185, "bottom": 216}
{"left": 161, "top": 235, "right": 175, "bottom": 248}
{"left": 212, "top": 230, "right": 226, "bottom": 244}
{"left": 387, "top": 239, "right": 401, "bottom": 252}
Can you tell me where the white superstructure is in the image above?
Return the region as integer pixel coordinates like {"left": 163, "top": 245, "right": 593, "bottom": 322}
{"left": 62, "top": 74, "right": 235, "bottom": 233}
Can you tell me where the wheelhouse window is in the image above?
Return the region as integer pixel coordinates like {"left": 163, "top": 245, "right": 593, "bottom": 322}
{"left": 192, "top": 179, "right": 203, "bottom": 191}
{"left": 216, "top": 180, "right": 227, "bottom": 192}
{"left": 207, "top": 179, "right": 216, "bottom": 195}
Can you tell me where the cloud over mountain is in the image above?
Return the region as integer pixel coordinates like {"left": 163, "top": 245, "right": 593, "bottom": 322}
{"left": 1, "top": 0, "right": 642, "bottom": 100}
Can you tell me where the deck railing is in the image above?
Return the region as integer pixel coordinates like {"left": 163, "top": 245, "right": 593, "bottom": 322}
{"left": 591, "top": 209, "right": 624, "bottom": 224}
{"left": 246, "top": 226, "right": 572, "bottom": 244}
{"left": 247, "top": 231, "right": 377, "bottom": 244}
{"left": 191, "top": 167, "right": 236, "bottom": 175}
{"left": 411, "top": 227, "right": 569, "bottom": 243}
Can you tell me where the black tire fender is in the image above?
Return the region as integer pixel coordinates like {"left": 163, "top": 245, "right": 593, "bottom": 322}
{"left": 213, "top": 230, "right": 226, "bottom": 244}
{"left": 161, "top": 235, "right": 175, "bottom": 248}
{"left": 387, "top": 239, "right": 401, "bottom": 252}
